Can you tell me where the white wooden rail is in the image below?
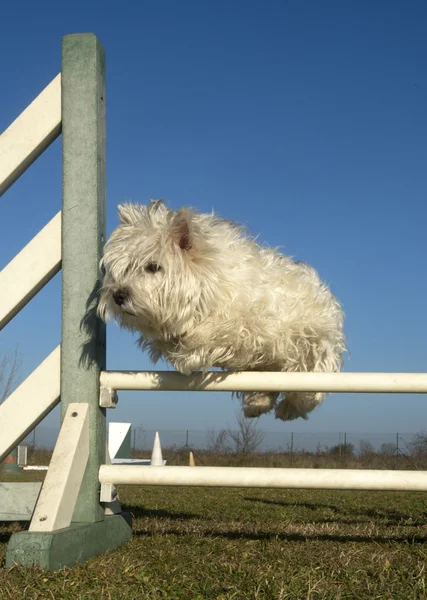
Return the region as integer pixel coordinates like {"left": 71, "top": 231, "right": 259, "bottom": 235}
{"left": 100, "top": 370, "right": 427, "bottom": 394}
{"left": 0, "top": 73, "right": 62, "bottom": 462}
{"left": 99, "top": 465, "right": 427, "bottom": 492}
{"left": 0, "top": 212, "right": 61, "bottom": 330}
{"left": 30, "top": 403, "right": 89, "bottom": 532}
{"left": 0, "top": 346, "right": 61, "bottom": 463}
{"left": 0, "top": 74, "right": 61, "bottom": 196}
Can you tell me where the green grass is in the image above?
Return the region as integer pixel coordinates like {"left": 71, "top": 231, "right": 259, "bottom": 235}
{"left": 1, "top": 475, "right": 427, "bottom": 598}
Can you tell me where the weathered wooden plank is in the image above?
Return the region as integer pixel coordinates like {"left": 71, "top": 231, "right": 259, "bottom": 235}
{"left": 0, "top": 74, "right": 61, "bottom": 196}
{"left": 30, "top": 403, "right": 89, "bottom": 532}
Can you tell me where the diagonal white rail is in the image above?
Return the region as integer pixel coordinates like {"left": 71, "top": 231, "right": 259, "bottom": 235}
{"left": 0, "top": 212, "right": 61, "bottom": 330}
{"left": 0, "top": 346, "right": 61, "bottom": 463}
{"left": 30, "top": 403, "right": 89, "bottom": 532}
{"left": 0, "top": 74, "right": 62, "bottom": 196}
{"left": 99, "top": 465, "right": 427, "bottom": 492}
{"left": 100, "top": 370, "right": 427, "bottom": 394}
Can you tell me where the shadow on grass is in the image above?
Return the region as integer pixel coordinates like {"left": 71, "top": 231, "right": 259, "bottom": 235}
{"left": 356, "top": 507, "right": 427, "bottom": 524}
{"left": 244, "top": 496, "right": 427, "bottom": 527}
{"left": 132, "top": 526, "right": 427, "bottom": 544}
{"left": 244, "top": 496, "right": 339, "bottom": 511}
{"left": 122, "top": 506, "right": 201, "bottom": 521}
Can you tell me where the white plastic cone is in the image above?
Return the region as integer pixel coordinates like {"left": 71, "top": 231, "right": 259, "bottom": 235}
{"left": 150, "top": 431, "right": 163, "bottom": 466}
{"left": 189, "top": 451, "right": 196, "bottom": 467}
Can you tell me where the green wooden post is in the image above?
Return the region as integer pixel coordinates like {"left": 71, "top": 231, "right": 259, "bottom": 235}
{"left": 6, "top": 34, "right": 132, "bottom": 569}
{"left": 61, "top": 32, "right": 106, "bottom": 523}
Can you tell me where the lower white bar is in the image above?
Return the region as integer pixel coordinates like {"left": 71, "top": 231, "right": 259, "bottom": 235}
{"left": 100, "top": 370, "right": 427, "bottom": 394}
{"left": 99, "top": 465, "right": 427, "bottom": 492}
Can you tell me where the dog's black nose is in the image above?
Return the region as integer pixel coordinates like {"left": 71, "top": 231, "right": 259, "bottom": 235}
{"left": 113, "top": 289, "right": 129, "bottom": 307}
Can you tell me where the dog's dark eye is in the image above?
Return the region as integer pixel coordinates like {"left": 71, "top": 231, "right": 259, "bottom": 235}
{"left": 145, "top": 263, "right": 162, "bottom": 273}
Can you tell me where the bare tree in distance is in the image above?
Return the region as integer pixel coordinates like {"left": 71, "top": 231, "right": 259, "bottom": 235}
{"left": 0, "top": 346, "right": 22, "bottom": 403}
{"left": 207, "top": 412, "right": 264, "bottom": 456}
{"left": 380, "top": 442, "right": 395, "bottom": 457}
{"left": 408, "top": 431, "right": 427, "bottom": 457}
{"left": 206, "top": 426, "right": 230, "bottom": 454}
{"left": 358, "top": 439, "right": 375, "bottom": 457}
{"left": 227, "top": 412, "right": 264, "bottom": 455}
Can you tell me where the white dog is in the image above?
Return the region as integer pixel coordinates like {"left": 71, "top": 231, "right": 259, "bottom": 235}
{"left": 98, "top": 200, "right": 346, "bottom": 421}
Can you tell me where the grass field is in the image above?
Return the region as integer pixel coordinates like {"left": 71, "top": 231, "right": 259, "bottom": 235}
{"left": 2, "top": 471, "right": 427, "bottom": 599}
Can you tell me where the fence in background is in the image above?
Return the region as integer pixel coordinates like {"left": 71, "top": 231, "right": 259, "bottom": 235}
{"left": 23, "top": 426, "right": 426, "bottom": 468}
{"left": 129, "top": 429, "right": 415, "bottom": 454}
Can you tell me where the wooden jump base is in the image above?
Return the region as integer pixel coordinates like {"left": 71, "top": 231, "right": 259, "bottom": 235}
{"left": 1, "top": 33, "right": 426, "bottom": 571}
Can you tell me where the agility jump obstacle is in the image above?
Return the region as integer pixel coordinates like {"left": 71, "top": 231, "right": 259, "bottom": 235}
{"left": 1, "top": 33, "right": 427, "bottom": 570}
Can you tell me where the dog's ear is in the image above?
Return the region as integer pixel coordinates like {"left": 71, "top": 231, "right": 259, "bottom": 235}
{"left": 170, "top": 208, "right": 193, "bottom": 251}
{"left": 117, "top": 203, "right": 142, "bottom": 225}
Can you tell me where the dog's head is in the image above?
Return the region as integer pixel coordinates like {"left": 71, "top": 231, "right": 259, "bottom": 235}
{"left": 98, "top": 200, "right": 236, "bottom": 341}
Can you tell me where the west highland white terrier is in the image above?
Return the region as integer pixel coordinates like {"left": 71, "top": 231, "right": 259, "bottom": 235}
{"left": 98, "top": 200, "right": 346, "bottom": 421}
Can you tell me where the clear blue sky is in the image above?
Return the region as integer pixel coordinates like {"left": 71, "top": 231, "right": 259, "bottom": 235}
{"left": 1, "top": 1, "right": 426, "bottom": 437}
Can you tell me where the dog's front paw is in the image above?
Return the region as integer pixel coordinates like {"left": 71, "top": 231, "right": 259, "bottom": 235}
{"left": 275, "top": 392, "right": 325, "bottom": 421}
{"left": 243, "top": 404, "right": 267, "bottom": 418}
{"left": 274, "top": 401, "right": 308, "bottom": 421}
{"left": 243, "top": 392, "right": 277, "bottom": 418}
{"left": 172, "top": 357, "right": 203, "bottom": 376}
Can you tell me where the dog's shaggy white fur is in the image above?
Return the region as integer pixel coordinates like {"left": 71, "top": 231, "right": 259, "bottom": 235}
{"left": 98, "top": 200, "right": 346, "bottom": 421}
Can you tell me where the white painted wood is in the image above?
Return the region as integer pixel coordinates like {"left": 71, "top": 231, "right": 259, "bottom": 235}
{"left": 0, "top": 346, "right": 60, "bottom": 463}
{"left": 0, "top": 482, "right": 42, "bottom": 521}
{"left": 110, "top": 458, "right": 151, "bottom": 465}
{"left": 30, "top": 403, "right": 89, "bottom": 532}
{"left": 104, "top": 500, "right": 122, "bottom": 516}
{"left": 23, "top": 465, "right": 49, "bottom": 471}
{"left": 100, "top": 483, "right": 116, "bottom": 503}
{"left": 17, "top": 445, "right": 28, "bottom": 466}
{"left": 99, "top": 386, "right": 118, "bottom": 408}
{"left": 100, "top": 370, "right": 427, "bottom": 394}
{"left": 100, "top": 465, "right": 427, "bottom": 492}
{"left": 108, "top": 423, "right": 131, "bottom": 460}
{"left": 103, "top": 441, "right": 122, "bottom": 516}
{"left": 0, "top": 212, "right": 61, "bottom": 330}
{"left": 0, "top": 74, "right": 61, "bottom": 196}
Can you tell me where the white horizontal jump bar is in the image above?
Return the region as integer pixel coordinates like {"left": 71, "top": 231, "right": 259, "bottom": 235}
{"left": 100, "top": 370, "right": 427, "bottom": 394}
{"left": 100, "top": 465, "right": 427, "bottom": 492}
{"left": 0, "top": 74, "right": 61, "bottom": 196}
